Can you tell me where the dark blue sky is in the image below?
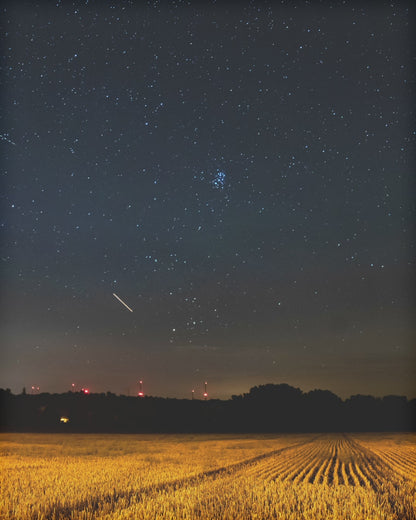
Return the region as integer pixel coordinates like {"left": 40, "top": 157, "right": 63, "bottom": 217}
{"left": 1, "top": 1, "right": 414, "bottom": 398}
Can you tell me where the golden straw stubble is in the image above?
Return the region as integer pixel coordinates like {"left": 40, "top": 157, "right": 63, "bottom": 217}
{"left": 0, "top": 432, "right": 415, "bottom": 519}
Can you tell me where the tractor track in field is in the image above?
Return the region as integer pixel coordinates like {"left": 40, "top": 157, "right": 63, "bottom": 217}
{"left": 37, "top": 436, "right": 319, "bottom": 520}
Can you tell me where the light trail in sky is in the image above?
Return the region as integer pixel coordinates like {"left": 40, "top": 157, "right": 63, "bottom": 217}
{"left": 113, "top": 293, "right": 133, "bottom": 312}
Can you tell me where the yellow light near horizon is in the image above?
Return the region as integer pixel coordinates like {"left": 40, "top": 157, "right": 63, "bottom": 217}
{"left": 60, "top": 416, "right": 69, "bottom": 423}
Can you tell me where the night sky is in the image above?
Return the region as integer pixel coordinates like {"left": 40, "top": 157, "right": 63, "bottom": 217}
{"left": 1, "top": 1, "right": 414, "bottom": 400}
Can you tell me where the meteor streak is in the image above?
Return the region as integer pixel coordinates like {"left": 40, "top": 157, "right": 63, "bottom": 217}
{"left": 113, "top": 293, "right": 133, "bottom": 312}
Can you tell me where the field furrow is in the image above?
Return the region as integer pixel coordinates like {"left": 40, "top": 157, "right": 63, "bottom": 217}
{"left": 311, "top": 456, "right": 331, "bottom": 484}
{"left": 370, "top": 448, "right": 416, "bottom": 480}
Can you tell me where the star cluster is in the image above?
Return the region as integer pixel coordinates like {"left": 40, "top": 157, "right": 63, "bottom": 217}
{"left": 1, "top": 1, "right": 414, "bottom": 398}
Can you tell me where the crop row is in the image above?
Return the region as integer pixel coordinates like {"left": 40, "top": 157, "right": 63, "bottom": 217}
{"left": 240, "top": 435, "right": 387, "bottom": 488}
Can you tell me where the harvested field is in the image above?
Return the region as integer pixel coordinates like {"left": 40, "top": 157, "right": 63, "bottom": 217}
{"left": 1, "top": 432, "right": 415, "bottom": 519}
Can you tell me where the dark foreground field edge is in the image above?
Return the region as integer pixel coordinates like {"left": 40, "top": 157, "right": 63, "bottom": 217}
{"left": 1, "top": 383, "right": 415, "bottom": 433}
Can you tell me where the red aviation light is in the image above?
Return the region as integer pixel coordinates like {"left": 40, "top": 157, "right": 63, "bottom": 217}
{"left": 138, "top": 380, "right": 144, "bottom": 396}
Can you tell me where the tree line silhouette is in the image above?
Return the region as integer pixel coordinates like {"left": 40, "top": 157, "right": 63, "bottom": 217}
{"left": 1, "top": 383, "right": 415, "bottom": 433}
